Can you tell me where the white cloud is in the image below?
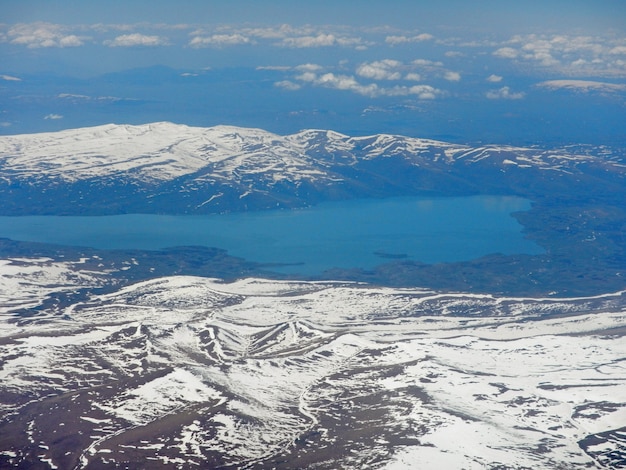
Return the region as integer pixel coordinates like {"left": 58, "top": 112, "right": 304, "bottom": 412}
{"left": 295, "top": 63, "right": 324, "bottom": 72}
{"left": 370, "top": 84, "right": 441, "bottom": 99}
{"left": 283, "top": 34, "right": 335, "bottom": 47}
{"left": 270, "top": 57, "right": 449, "bottom": 99}
{"left": 59, "top": 35, "right": 84, "bottom": 47}
{"left": 280, "top": 33, "right": 364, "bottom": 48}
{"left": 44, "top": 114, "right": 63, "bottom": 120}
{"left": 494, "top": 34, "right": 626, "bottom": 77}
{"left": 407, "top": 58, "right": 459, "bottom": 82}
{"left": 243, "top": 24, "right": 309, "bottom": 40}
{"left": 105, "top": 33, "right": 168, "bottom": 47}
{"left": 91, "top": 23, "right": 137, "bottom": 33}
{"left": 536, "top": 80, "right": 626, "bottom": 93}
{"left": 296, "top": 72, "right": 318, "bottom": 82}
{"left": 493, "top": 47, "right": 518, "bottom": 59}
{"left": 294, "top": 71, "right": 377, "bottom": 96}
{"left": 406, "top": 85, "right": 440, "bottom": 99}
{"left": 316, "top": 73, "right": 379, "bottom": 96}
{"left": 412, "top": 59, "right": 443, "bottom": 67}
{"left": 274, "top": 80, "right": 301, "bottom": 91}
{"left": 0, "top": 74, "right": 21, "bottom": 81}
{"left": 89, "top": 23, "right": 191, "bottom": 36}
{"left": 256, "top": 65, "right": 292, "bottom": 71}
{"left": 385, "top": 33, "right": 433, "bottom": 45}
{"left": 486, "top": 74, "right": 503, "bottom": 83}
{"left": 188, "top": 24, "right": 368, "bottom": 50}
{"left": 486, "top": 86, "right": 525, "bottom": 100}
{"left": 444, "top": 71, "right": 461, "bottom": 82}
{"left": 57, "top": 93, "right": 132, "bottom": 103}
{"left": 520, "top": 39, "right": 559, "bottom": 66}
{"left": 610, "top": 46, "right": 626, "bottom": 55}
{"left": 7, "top": 22, "right": 87, "bottom": 48}
{"left": 293, "top": 70, "right": 442, "bottom": 99}
{"left": 356, "top": 60, "right": 403, "bottom": 81}
{"left": 355, "top": 58, "right": 459, "bottom": 84}
{"left": 58, "top": 93, "right": 91, "bottom": 100}
{"left": 189, "top": 34, "right": 251, "bottom": 47}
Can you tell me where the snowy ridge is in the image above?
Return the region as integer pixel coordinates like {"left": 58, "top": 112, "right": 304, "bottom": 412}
{"left": 0, "top": 122, "right": 298, "bottom": 183}
{"left": 1, "top": 122, "right": 623, "bottom": 216}
{"left": 0, "top": 121, "right": 613, "bottom": 183}
{"left": 1, "top": 258, "right": 625, "bottom": 469}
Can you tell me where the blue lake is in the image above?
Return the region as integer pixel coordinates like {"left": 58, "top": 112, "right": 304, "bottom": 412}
{"left": 0, "top": 196, "right": 543, "bottom": 275}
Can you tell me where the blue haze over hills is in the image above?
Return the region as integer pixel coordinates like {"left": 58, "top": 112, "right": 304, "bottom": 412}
{"left": 1, "top": 1, "right": 624, "bottom": 149}
{"left": 2, "top": 64, "right": 625, "bottom": 149}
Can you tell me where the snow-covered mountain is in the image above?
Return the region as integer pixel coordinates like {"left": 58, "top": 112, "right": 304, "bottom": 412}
{"left": 1, "top": 256, "right": 625, "bottom": 469}
{"left": 0, "top": 122, "right": 623, "bottom": 214}
{"left": 1, "top": 124, "right": 626, "bottom": 468}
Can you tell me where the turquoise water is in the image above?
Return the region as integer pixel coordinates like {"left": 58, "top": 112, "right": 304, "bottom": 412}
{"left": 0, "top": 196, "right": 543, "bottom": 275}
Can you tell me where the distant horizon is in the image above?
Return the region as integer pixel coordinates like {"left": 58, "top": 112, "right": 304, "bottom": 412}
{"left": 1, "top": 2, "right": 624, "bottom": 148}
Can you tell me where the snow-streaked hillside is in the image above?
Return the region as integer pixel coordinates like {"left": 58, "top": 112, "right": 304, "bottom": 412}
{"left": 0, "top": 122, "right": 316, "bottom": 183}
{"left": 0, "top": 122, "right": 453, "bottom": 184}
{"left": 0, "top": 122, "right": 623, "bottom": 215}
{"left": 1, "top": 256, "right": 625, "bottom": 469}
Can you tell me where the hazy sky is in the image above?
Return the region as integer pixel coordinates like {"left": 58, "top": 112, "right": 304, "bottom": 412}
{"left": 3, "top": 1, "right": 624, "bottom": 29}
{"left": 1, "top": 1, "right": 624, "bottom": 146}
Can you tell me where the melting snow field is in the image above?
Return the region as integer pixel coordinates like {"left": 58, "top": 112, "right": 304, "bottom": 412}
{"left": 0, "top": 257, "right": 625, "bottom": 468}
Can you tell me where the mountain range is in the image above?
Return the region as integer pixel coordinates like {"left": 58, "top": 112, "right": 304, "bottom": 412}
{"left": 0, "top": 122, "right": 623, "bottom": 215}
